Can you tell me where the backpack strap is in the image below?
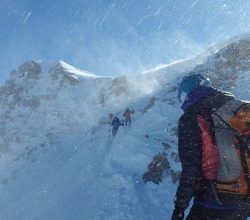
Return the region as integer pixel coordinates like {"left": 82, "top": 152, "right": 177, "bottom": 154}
{"left": 209, "top": 181, "right": 223, "bottom": 205}
{"left": 213, "top": 112, "right": 241, "bottom": 137}
{"left": 237, "top": 135, "right": 250, "bottom": 195}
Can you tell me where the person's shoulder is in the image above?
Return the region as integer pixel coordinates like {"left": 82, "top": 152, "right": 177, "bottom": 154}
{"left": 179, "top": 111, "right": 197, "bottom": 125}
{"left": 194, "top": 89, "right": 235, "bottom": 113}
{"left": 210, "top": 90, "right": 235, "bottom": 106}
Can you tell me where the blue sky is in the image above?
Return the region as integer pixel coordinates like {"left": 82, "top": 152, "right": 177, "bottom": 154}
{"left": 1, "top": 0, "right": 250, "bottom": 83}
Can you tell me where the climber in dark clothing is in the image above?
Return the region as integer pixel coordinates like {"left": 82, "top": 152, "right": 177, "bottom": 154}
{"left": 111, "top": 117, "right": 124, "bottom": 139}
{"left": 171, "top": 74, "right": 250, "bottom": 220}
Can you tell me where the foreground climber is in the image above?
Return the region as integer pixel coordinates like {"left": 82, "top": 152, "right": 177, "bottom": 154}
{"left": 171, "top": 74, "right": 250, "bottom": 220}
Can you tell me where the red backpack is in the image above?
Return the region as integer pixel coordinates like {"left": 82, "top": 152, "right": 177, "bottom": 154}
{"left": 197, "top": 115, "right": 219, "bottom": 181}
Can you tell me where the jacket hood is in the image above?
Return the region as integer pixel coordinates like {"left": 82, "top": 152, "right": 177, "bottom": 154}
{"left": 181, "top": 86, "right": 219, "bottom": 112}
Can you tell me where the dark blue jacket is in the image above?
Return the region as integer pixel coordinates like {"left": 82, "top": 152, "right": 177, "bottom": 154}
{"left": 111, "top": 118, "right": 124, "bottom": 129}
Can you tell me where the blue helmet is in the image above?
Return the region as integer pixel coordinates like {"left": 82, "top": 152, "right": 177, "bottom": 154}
{"left": 178, "top": 74, "right": 211, "bottom": 102}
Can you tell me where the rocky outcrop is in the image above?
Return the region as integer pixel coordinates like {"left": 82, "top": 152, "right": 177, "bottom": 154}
{"left": 10, "top": 61, "right": 42, "bottom": 80}
{"left": 108, "top": 76, "right": 129, "bottom": 97}
{"left": 50, "top": 62, "right": 79, "bottom": 87}
{"left": 190, "top": 39, "right": 250, "bottom": 90}
{"left": 95, "top": 75, "right": 129, "bottom": 105}
{"left": 143, "top": 152, "right": 170, "bottom": 184}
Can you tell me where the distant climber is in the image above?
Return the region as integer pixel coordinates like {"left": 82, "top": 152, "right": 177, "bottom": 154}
{"left": 111, "top": 117, "right": 124, "bottom": 140}
{"left": 123, "top": 107, "right": 134, "bottom": 127}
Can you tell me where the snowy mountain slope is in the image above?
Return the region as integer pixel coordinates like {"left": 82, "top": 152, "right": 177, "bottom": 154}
{"left": 1, "top": 36, "right": 250, "bottom": 219}
{"left": 0, "top": 60, "right": 180, "bottom": 220}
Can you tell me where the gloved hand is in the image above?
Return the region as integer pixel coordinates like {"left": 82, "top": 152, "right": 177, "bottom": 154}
{"left": 171, "top": 206, "right": 184, "bottom": 220}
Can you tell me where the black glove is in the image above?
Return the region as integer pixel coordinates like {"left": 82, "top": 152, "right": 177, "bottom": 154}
{"left": 171, "top": 206, "right": 184, "bottom": 220}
